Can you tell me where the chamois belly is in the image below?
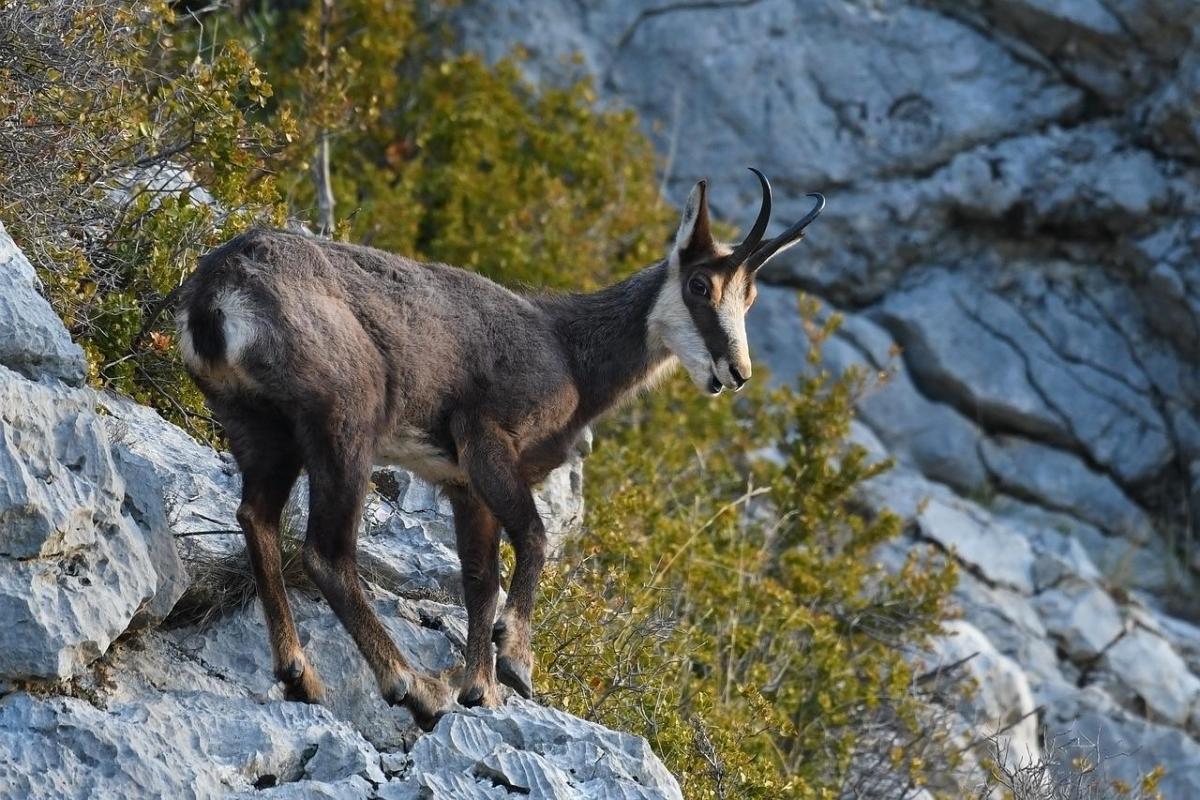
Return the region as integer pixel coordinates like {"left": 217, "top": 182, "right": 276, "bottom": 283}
{"left": 374, "top": 427, "right": 466, "bottom": 486}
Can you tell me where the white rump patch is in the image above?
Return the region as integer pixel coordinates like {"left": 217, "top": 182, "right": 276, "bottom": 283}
{"left": 174, "top": 290, "right": 260, "bottom": 369}
{"left": 176, "top": 291, "right": 262, "bottom": 391}
{"left": 216, "top": 290, "right": 260, "bottom": 363}
{"left": 175, "top": 308, "right": 202, "bottom": 370}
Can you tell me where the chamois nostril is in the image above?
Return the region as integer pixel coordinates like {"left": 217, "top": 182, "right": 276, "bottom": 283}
{"left": 731, "top": 366, "right": 748, "bottom": 390}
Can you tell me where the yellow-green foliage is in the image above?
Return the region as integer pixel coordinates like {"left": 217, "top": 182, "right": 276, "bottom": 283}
{"left": 537, "top": 311, "right": 957, "bottom": 798}
{"left": 1, "top": 0, "right": 290, "bottom": 437}
{"left": 226, "top": 0, "right": 668, "bottom": 289}
{"left": 358, "top": 54, "right": 668, "bottom": 290}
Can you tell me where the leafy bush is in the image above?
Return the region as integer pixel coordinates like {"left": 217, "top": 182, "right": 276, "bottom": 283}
{"left": 537, "top": 308, "right": 959, "bottom": 799}
{"left": 222, "top": 0, "right": 668, "bottom": 290}
{"left": 0, "top": 0, "right": 290, "bottom": 436}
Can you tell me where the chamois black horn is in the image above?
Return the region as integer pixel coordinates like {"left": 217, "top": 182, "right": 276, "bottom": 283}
{"left": 726, "top": 167, "right": 773, "bottom": 266}
{"left": 746, "top": 192, "right": 825, "bottom": 273}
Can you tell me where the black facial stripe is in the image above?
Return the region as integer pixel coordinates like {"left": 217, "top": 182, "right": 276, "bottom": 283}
{"left": 681, "top": 283, "right": 733, "bottom": 363}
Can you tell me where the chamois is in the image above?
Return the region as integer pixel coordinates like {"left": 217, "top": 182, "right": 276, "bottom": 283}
{"left": 176, "top": 169, "right": 824, "bottom": 729}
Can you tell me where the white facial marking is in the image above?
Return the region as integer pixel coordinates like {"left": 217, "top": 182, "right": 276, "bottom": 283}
{"left": 647, "top": 181, "right": 717, "bottom": 392}
{"left": 648, "top": 260, "right": 712, "bottom": 392}
{"left": 652, "top": 181, "right": 754, "bottom": 395}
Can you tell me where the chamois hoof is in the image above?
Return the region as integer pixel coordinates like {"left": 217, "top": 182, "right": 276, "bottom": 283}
{"left": 384, "top": 672, "right": 454, "bottom": 732}
{"left": 491, "top": 619, "right": 507, "bottom": 645}
{"left": 458, "top": 682, "right": 502, "bottom": 709}
{"left": 381, "top": 672, "right": 412, "bottom": 707}
{"left": 496, "top": 656, "right": 533, "bottom": 700}
{"left": 280, "top": 660, "right": 326, "bottom": 705}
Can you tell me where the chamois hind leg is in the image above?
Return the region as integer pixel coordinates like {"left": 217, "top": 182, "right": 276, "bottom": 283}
{"left": 448, "top": 489, "right": 502, "bottom": 708}
{"left": 221, "top": 406, "right": 323, "bottom": 703}
{"left": 455, "top": 415, "right": 545, "bottom": 700}
{"left": 300, "top": 439, "right": 454, "bottom": 730}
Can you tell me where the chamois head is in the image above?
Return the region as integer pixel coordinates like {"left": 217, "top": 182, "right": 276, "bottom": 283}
{"left": 650, "top": 169, "right": 825, "bottom": 395}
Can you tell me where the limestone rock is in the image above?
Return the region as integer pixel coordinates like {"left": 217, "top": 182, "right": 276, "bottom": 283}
{"left": 459, "top": 0, "right": 1079, "bottom": 191}
{"left": 872, "top": 270, "right": 1173, "bottom": 488}
{"left": 0, "top": 599, "right": 683, "bottom": 800}
{"left": 1043, "top": 687, "right": 1200, "bottom": 799}
{"left": 922, "top": 620, "right": 1040, "bottom": 767}
{"left": 171, "top": 594, "right": 462, "bottom": 750}
{"left": 1097, "top": 627, "right": 1200, "bottom": 730}
{"left": 980, "top": 436, "right": 1153, "bottom": 542}
{"left": 978, "top": 0, "right": 1199, "bottom": 104}
{"left": 0, "top": 690, "right": 385, "bottom": 799}
{"left": 97, "top": 392, "right": 241, "bottom": 544}
{"left": 0, "top": 368, "right": 173, "bottom": 680}
{"left": 535, "top": 447, "right": 585, "bottom": 556}
{"left": 1144, "top": 47, "right": 1200, "bottom": 160}
{"left": 916, "top": 495, "right": 1036, "bottom": 595}
{"left": 995, "top": 497, "right": 1175, "bottom": 596}
{"left": 1033, "top": 579, "right": 1125, "bottom": 663}
{"left": 406, "top": 702, "right": 681, "bottom": 799}
{"left": 953, "top": 572, "right": 1067, "bottom": 691}
{"left": 0, "top": 222, "right": 86, "bottom": 386}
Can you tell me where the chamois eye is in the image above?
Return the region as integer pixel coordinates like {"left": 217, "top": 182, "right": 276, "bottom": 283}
{"left": 688, "top": 277, "right": 710, "bottom": 298}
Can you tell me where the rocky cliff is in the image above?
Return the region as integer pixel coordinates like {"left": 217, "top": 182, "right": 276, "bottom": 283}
{"left": 455, "top": 0, "right": 1200, "bottom": 794}
{"left": 0, "top": 221, "right": 677, "bottom": 799}
{"left": 4, "top": 1, "right": 1200, "bottom": 792}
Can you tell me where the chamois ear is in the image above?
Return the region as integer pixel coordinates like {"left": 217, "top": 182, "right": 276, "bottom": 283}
{"left": 672, "top": 180, "right": 716, "bottom": 265}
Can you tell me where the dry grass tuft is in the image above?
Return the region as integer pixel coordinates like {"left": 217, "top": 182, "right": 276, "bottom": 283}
{"left": 167, "top": 527, "right": 454, "bottom": 629}
{"left": 976, "top": 729, "right": 1165, "bottom": 800}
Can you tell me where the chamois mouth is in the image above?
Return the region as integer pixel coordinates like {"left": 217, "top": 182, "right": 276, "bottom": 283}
{"left": 708, "top": 374, "right": 724, "bottom": 395}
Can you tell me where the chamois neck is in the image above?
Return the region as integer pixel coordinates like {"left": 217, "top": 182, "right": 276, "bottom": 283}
{"left": 535, "top": 261, "right": 675, "bottom": 422}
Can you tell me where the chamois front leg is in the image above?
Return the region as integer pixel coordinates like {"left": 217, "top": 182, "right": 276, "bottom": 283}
{"left": 491, "top": 504, "right": 545, "bottom": 700}
{"left": 455, "top": 416, "right": 545, "bottom": 700}
{"left": 448, "top": 489, "right": 503, "bottom": 708}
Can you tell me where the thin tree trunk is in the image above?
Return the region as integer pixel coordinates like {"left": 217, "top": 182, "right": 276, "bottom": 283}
{"left": 314, "top": 133, "right": 334, "bottom": 235}
{"left": 314, "top": 0, "right": 335, "bottom": 235}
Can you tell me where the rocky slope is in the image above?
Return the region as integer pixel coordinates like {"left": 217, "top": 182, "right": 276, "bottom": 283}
{"left": 455, "top": 0, "right": 1200, "bottom": 794}
{"left": 0, "top": 221, "right": 677, "bottom": 800}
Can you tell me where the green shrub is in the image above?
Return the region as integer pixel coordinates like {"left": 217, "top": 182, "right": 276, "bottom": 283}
{"left": 0, "top": 0, "right": 289, "bottom": 438}
{"left": 537, "top": 306, "right": 959, "bottom": 799}
{"left": 222, "top": 0, "right": 668, "bottom": 289}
